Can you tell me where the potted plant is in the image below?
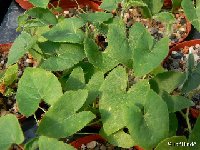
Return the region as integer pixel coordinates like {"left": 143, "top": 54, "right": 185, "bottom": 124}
{"left": 163, "top": 40, "right": 200, "bottom": 119}
{"left": 0, "top": 0, "right": 200, "bottom": 149}
{"left": 99, "top": 0, "right": 191, "bottom": 47}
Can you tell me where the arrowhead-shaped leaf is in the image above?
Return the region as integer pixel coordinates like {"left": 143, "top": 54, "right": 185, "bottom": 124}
{"left": 182, "top": 0, "right": 200, "bottom": 32}
{"left": 129, "top": 23, "right": 169, "bottom": 77}
{"left": 37, "top": 90, "right": 95, "bottom": 138}
{"left": 7, "top": 32, "right": 36, "bottom": 65}
{"left": 142, "top": 0, "right": 164, "bottom": 15}
{"left": 29, "top": 0, "right": 50, "bottom": 8}
{"left": 106, "top": 18, "right": 132, "bottom": 66}
{"left": 16, "top": 68, "right": 63, "bottom": 116}
{"left": 150, "top": 71, "right": 186, "bottom": 94}
{"left": 126, "top": 90, "right": 169, "bottom": 149}
{"left": 41, "top": 44, "right": 85, "bottom": 71}
{"left": 39, "top": 136, "right": 75, "bottom": 150}
{"left": 161, "top": 91, "right": 194, "bottom": 113}
{"left": 84, "top": 36, "right": 118, "bottom": 73}
{"left": 26, "top": 8, "right": 57, "bottom": 25}
{"left": 0, "top": 115, "right": 24, "bottom": 150}
{"left": 99, "top": 66, "right": 128, "bottom": 135}
{"left": 43, "top": 17, "right": 85, "bottom": 43}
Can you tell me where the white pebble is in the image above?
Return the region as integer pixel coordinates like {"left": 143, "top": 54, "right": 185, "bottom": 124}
{"left": 179, "top": 27, "right": 185, "bottom": 32}
{"left": 195, "top": 44, "right": 200, "bottom": 48}
{"left": 86, "top": 141, "right": 97, "bottom": 149}
{"left": 189, "top": 46, "right": 194, "bottom": 54}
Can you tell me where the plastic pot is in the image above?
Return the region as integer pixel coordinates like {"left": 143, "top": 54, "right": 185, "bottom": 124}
{"left": 15, "top": 0, "right": 101, "bottom": 11}
{"left": 70, "top": 134, "right": 144, "bottom": 150}
{"left": 169, "top": 16, "right": 192, "bottom": 47}
{"left": 164, "top": 40, "right": 200, "bottom": 119}
{"left": 51, "top": 0, "right": 101, "bottom": 11}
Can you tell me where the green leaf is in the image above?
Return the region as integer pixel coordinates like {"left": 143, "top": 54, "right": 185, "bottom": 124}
{"left": 169, "top": 113, "right": 178, "bottom": 137}
{"left": 79, "top": 12, "right": 113, "bottom": 23}
{"left": 39, "top": 136, "right": 75, "bottom": 150}
{"left": 142, "top": 0, "right": 164, "bottom": 15}
{"left": 7, "top": 32, "right": 36, "bottom": 65}
{"left": 129, "top": 23, "right": 169, "bottom": 77}
{"left": 24, "top": 138, "right": 39, "bottom": 150}
{"left": 0, "top": 114, "right": 24, "bottom": 150}
{"left": 41, "top": 44, "right": 85, "bottom": 71}
{"left": 26, "top": 8, "right": 57, "bottom": 25}
{"left": 84, "top": 36, "right": 118, "bottom": 73}
{"left": 37, "top": 90, "right": 95, "bottom": 138}
{"left": 161, "top": 91, "right": 194, "bottom": 113}
{"left": 38, "top": 41, "right": 60, "bottom": 56}
{"left": 100, "top": 0, "right": 122, "bottom": 11}
{"left": 155, "top": 136, "right": 188, "bottom": 150}
{"left": 188, "top": 117, "right": 200, "bottom": 149}
{"left": 182, "top": 63, "right": 200, "bottom": 93}
{"left": 65, "top": 67, "right": 85, "bottom": 91}
{"left": 99, "top": 66, "right": 128, "bottom": 135}
{"left": 16, "top": 68, "right": 63, "bottom": 116}
{"left": 85, "top": 71, "right": 104, "bottom": 106}
{"left": 153, "top": 12, "right": 175, "bottom": 24}
{"left": 126, "top": 90, "right": 169, "bottom": 149}
{"left": 0, "top": 64, "right": 18, "bottom": 86}
{"left": 172, "top": 0, "right": 182, "bottom": 11}
{"left": 150, "top": 71, "right": 186, "bottom": 94}
{"left": 43, "top": 17, "right": 85, "bottom": 43}
{"left": 65, "top": 67, "right": 104, "bottom": 106}
{"left": 182, "top": 0, "right": 200, "bottom": 31}
{"left": 101, "top": 129, "right": 135, "bottom": 148}
{"left": 106, "top": 18, "right": 132, "bottom": 66}
{"left": 124, "top": 0, "right": 148, "bottom": 8}
{"left": 29, "top": 0, "right": 50, "bottom": 8}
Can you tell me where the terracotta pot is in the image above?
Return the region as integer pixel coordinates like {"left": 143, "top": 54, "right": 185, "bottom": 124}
{"left": 15, "top": 0, "right": 33, "bottom": 10}
{"left": 15, "top": 0, "right": 101, "bottom": 11}
{"left": 70, "top": 134, "right": 143, "bottom": 150}
{"left": 169, "top": 16, "right": 192, "bottom": 47}
{"left": 51, "top": 0, "right": 101, "bottom": 11}
{"left": 0, "top": 43, "right": 12, "bottom": 53}
{"left": 164, "top": 40, "right": 200, "bottom": 119}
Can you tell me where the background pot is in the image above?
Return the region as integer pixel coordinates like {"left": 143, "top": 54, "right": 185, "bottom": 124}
{"left": 15, "top": 0, "right": 101, "bottom": 11}
{"left": 51, "top": 0, "right": 101, "bottom": 11}
{"left": 164, "top": 40, "right": 200, "bottom": 118}
{"left": 169, "top": 17, "right": 192, "bottom": 47}
{"left": 15, "top": 0, "right": 33, "bottom": 10}
{"left": 70, "top": 134, "right": 143, "bottom": 150}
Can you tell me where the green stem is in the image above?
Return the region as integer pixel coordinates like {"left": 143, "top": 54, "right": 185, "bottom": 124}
{"left": 180, "top": 109, "right": 192, "bottom": 134}
{"left": 87, "top": 119, "right": 101, "bottom": 127}
{"left": 186, "top": 108, "right": 192, "bottom": 133}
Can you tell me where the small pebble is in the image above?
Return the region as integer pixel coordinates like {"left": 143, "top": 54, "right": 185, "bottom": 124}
{"left": 86, "top": 141, "right": 97, "bottom": 149}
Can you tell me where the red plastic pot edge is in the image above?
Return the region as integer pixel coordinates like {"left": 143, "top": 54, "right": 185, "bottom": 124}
{"left": 70, "top": 134, "right": 144, "bottom": 150}
{"left": 164, "top": 40, "right": 200, "bottom": 119}
{"left": 0, "top": 43, "right": 12, "bottom": 53}
{"left": 164, "top": 39, "right": 200, "bottom": 63}
{"left": 15, "top": 0, "right": 101, "bottom": 11}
